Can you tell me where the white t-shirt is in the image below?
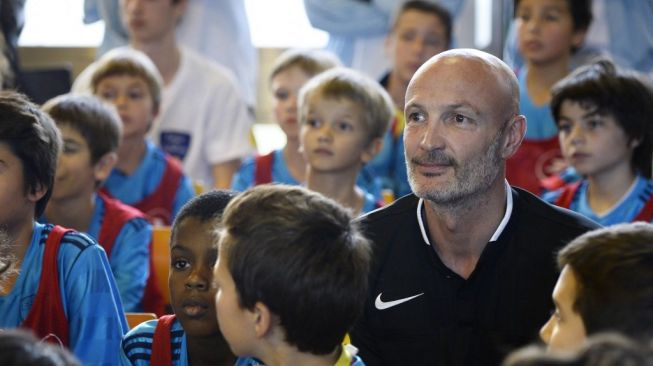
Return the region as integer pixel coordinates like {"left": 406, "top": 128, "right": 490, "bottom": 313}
{"left": 149, "top": 47, "right": 253, "bottom": 188}
{"left": 73, "top": 46, "right": 253, "bottom": 188}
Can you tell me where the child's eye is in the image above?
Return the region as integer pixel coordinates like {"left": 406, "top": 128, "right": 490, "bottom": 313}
{"left": 128, "top": 90, "right": 144, "bottom": 100}
{"left": 274, "top": 90, "right": 289, "bottom": 101}
{"left": 517, "top": 12, "right": 531, "bottom": 22}
{"left": 425, "top": 36, "right": 443, "bottom": 48}
{"left": 172, "top": 258, "right": 190, "bottom": 270}
{"left": 62, "top": 142, "right": 80, "bottom": 155}
{"left": 99, "top": 90, "right": 117, "bottom": 101}
{"left": 336, "top": 121, "right": 354, "bottom": 132}
{"left": 557, "top": 121, "right": 571, "bottom": 133}
{"left": 399, "top": 30, "right": 416, "bottom": 43}
{"left": 306, "top": 119, "right": 321, "bottom": 128}
{"left": 587, "top": 119, "right": 603, "bottom": 129}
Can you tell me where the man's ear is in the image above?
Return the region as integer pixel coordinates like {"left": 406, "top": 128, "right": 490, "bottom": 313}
{"left": 362, "top": 137, "right": 383, "bottom": 164}
{"left": 501, "top": 115, "right": 526, "bottom": 159}
{"left": 93, "top": 152, "right": 118, "bottom": 183}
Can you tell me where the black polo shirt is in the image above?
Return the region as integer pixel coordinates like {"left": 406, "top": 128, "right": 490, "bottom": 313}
{"left": 351, "top": 187, "right": 599, "bottom": 366}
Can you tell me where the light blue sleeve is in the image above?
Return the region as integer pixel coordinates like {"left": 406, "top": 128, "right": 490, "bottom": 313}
{"left": 232, "top": 156, "right": 256, "bottom": 192}
{"left": 542, "top": 189, "right": 563, "bottom": 204}
{"left": 303, "top": 0, "right": 390, "bottom": 36}
{"left": 172, "top": 175, "right": 195, "bottom": 220}
{"left": 83, "top": 0, "right": 100, "bottom": 24}
{"left": 110, "top": 218, "right": 152, "bottom": 312}
{"left": 61, "top": 234, "right": 128, "bottom": 366}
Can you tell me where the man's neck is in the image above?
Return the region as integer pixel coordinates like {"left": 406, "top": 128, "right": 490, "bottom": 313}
{"left": 423, "top": 180, "right": 508, "bottom": 279}
{"left": 131, "top": 35, "right": 180, "bottom": 86}
{"left": 44, "top": 194, "right": 96, "bottom": 233}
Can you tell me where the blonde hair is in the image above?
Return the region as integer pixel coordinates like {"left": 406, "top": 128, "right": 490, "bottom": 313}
{"left": 298, "top": 67, "right": 394, "bottom": 143}
{"left": 90, "top": 48, "right": 163, "bottom": 113}
{"left": 269, "top": 49, "right": 341, "bottom": 83}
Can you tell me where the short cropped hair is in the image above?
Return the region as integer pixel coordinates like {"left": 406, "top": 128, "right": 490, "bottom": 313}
{"left": 42, "top": 94, "right": 122, "bottom": 165}
{"left": 298, "top": 67, "right": 394, "bottom": 143}
{"left": 90, "top": 48, "right": 163, "bottom": 114}
{"left": 551, "top": 59, "right": 653, "bottom": 178}
{"left": 269, "top": 49, "right": 341, "bottom": 84}
{"left": 0, "top": 329, "right": 80, "bottom": 366}
{"left": 503, "top": 333, "right": 652, "bottom": 366}
{"left": 515, "top": 0, "right": 592, "bottom": 32}
{"left": 0, "top": 91, "right": 61, "bottom": 218}
{"left": 171, "top": 189, "right": 238, "bottom": 241}
{"left": 392, "top": 0, "right": 453, "bottom": 49}
{"left": 557, "top": 222, "right": 653, "bottom": 340}
{"left": 220, "top": 185, "right": 372, "bottom": 355}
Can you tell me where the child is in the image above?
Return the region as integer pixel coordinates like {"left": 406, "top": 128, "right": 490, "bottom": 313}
{"left": 0, "top": 329, "right": 81, "bottom": 366}
{"left": 41, "top": 94, "right": 155, "bottom": 313}
{"left": 299, "top": 68, "right": 394, "bottom": 214}
{"left": 0, "top": 91, "right": 127, "bottom": 365}
{"left": 539, "top": 222, "right": 653, "bottom": 352}
{"left": 232, "top": 49, "right": 340, "bottom": 190}
{"left": 369, "top": 0, "right": 452, "bottom": 198}
{"left": 213, "top": 185, "right": 371, "bottom": 366}
{"left": 91, "top": 48, "right": 195, "bottom": 226}
{"left": 506, "top": 0, "right": 592, "bottom": 194}
{"left": 120, "top": 190, "right": 237, "bottom": 366}
{"left": 543, "top": 60, "right": 653, "bottom": 225}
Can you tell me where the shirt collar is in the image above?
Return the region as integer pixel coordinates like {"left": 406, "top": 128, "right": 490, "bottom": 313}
{"left": 417, "top": 180, "right": 513, "bottom": 246}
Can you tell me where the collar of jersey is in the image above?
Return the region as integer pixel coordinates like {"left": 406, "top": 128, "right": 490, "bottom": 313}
{"left": 417, "top": 180, "right": 513, "bottom": 246}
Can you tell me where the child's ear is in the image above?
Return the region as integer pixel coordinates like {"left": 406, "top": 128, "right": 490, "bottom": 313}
{"left": 27, "top": 182, "right": 48, "bottom": 204}
{"left": 93, "top": 152, "right": 118, "bottom": 183}
{"left": 501, "top": 115, "right": 526, "bottom": 159}
{"left": 251, "top": 301, "right": 273, "bottom": 339}
{"left": 362, "top": 137, "right": 383, "bottom": 164}
{"left": 571, "top": 28, "right": 588, "bottom": 50}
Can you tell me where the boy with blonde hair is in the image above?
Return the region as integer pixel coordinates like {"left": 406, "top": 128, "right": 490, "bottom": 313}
{"left": 91, "top": 47, "right": 194, "bottom": 226}
{"left": 299, "top": 68, "right": 394, "bottom": 214}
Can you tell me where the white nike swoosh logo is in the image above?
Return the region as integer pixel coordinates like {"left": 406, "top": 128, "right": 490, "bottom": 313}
{"left": 374, "top": 292, "right": 424, "bottom": 310}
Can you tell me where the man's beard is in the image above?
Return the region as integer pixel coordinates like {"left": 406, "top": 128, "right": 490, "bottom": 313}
{"left": 407, "top": 128, "right": 505, "bottom": 207}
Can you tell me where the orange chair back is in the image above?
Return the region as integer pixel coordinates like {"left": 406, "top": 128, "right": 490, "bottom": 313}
{"left": 151, "top": 226, "right": 171, "bottom": 306}
{"left": 126, "top": 312, "right": 157, "bottom": 329}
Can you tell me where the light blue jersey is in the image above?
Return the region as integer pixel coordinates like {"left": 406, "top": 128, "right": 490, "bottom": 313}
{"left": 120, "top": 318, "right": 188, "bottom": 366}
{"left": 233, "top": 149, "right": 383, "bottom": 200}
{"left": 88, "top": 194, "right": 152, "bottom": 312}
{"left": 519, "top": 68, "right": 559, "bottom": 140}
{"left": 103, "top": 140, "right": 194, "bottom": 221}
{"left": 0, "top": 222, "right": 128, "bottom": 366}
{"left": 544, "top": 176, "right": 653, "bottom": 225}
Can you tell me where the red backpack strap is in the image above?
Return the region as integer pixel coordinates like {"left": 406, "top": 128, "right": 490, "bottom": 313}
{"left": 21, "top": 225, "right": 72, "bottom": 346}
{"left": 135, "top": 154, "right": 183, "bottom": 226}
{"left": 151, "top": 314, "right": 176, "bottom": 366}
{"left": 634, "top": 196, "right": 653, "bottom": 222}
{"left": 254, "top": 152, "right": 274, "bottom": 185}
{"left": 540, "top": 173, "right": 567, "bottom": 192}
{"left": 97, "top": 191, "right": 146, "bottom": 258}
{"left": 554, "top": 181, "right": 582, "bottom": 209}
{"left": 97, "top": 192, "right": 165, "bottom": 315}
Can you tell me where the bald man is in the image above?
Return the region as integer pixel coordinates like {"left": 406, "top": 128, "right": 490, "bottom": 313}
{"left": 350, "top": 49, "right": 599, "bottom": 365}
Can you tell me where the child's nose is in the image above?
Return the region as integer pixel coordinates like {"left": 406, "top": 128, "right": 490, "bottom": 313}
{"left": 185, "top": 271, "right": 209, "bottom": 291}
{"left": 539, "top": 316, "right": 554, "bottom": 345}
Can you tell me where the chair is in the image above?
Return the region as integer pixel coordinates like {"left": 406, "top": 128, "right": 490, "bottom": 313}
{"left": 125, "top": 312, "right": 157, "bottom": 329}
{"left": 151, "top": 226, "right": 172, "bottom": 306}
{"left": 19, "top": 66, "right": 72, "bottom": 105}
